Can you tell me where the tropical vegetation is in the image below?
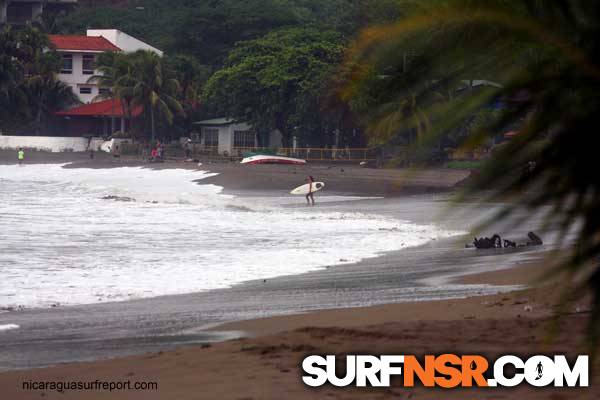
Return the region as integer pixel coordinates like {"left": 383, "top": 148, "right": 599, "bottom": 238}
{"left": 0, "top": 26, "right": 78, "bottom": 134}
{"left": 202, "top": 28, "right": 346, "bottom": 146}
{"left": 2, "top": 0, "right": 600, "bottom": 350}
{"left": 343, "top": 0, "right": 600, "bottom": 350}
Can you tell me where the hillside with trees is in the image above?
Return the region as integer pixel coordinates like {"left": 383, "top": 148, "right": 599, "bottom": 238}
{"left": 51, "top": 0, "right": 404, "bottom": 67}
{"left": 39, "top": 0, "right": 405, "bottom": 146}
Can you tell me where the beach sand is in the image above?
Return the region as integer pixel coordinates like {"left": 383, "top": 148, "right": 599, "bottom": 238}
{"left": 0, "top": 151, "right": 593, "bottom": 398}
{"left": 0, "top": 261, "right": 595, "bottom": 399}
{"left": 0, "top": 149, "right": 470, "bottom": 196}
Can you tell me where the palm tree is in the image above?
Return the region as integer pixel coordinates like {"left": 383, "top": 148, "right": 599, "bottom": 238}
{"left": 0, "top": 27, "right": 21, "bottom": 95}
{"left": 130, "top": 50, "right": 183, "bottom": 141}
{"left": 1, "top": 26, "right": 77, "bottom": 134}
{"left": 344, "top": 0, "right": 600, "bottom": 349}
{"left": 0, "top": 27, "right": 24, "bottom": 126}
{"left": 23, "top": 76, "right": 78, "bottom": 132}
{"left": 88, "top": 51, "right": 130, "bottom": 133}
{"left": 21, "top": 27, "right": 78, "bottom": 134}
{"left": 168, "top": 54, "right": 210, "bottom": 105}
{"left": 167, "top": 55, "right": 210, "bottom": 137}
{"left": 113, "top": 65, "right": 138, "bottom": 135}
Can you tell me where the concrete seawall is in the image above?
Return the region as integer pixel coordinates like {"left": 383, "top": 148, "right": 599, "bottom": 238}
{"left": 0, "top": 136, "right": 110, "bottom": 153}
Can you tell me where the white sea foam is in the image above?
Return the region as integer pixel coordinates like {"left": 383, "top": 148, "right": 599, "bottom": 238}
{"left": 0, "top": 324, "right": 19, "bottom": 332}
{"left": 0, "top": 164, "right": 462, "bottom": 309}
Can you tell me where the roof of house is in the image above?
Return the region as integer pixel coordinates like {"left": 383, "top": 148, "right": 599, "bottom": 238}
{"left": 55, "top": 98, "right": 142, "bottom": 118}
{"left": 192, "top": 117, "right": 236, "bottom": 126}
{"left": 49, "top": 35, "right": 122, "bottom": 52}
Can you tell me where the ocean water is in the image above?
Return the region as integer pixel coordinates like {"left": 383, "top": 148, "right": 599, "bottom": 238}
{"left": 0, "top": 164, "right": 460, "bottom": 309}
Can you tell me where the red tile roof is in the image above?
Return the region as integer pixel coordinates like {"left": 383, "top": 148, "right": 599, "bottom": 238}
{"left": 56, "top": 98, "right": 143, "bottom": 118}
{"left": 49, "top": 35, "right": 121, "bottom": 52}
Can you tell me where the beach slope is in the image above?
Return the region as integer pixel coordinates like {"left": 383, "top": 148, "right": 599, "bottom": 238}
{"left": 0, "top": 262, "right": 595, "bottom": 400}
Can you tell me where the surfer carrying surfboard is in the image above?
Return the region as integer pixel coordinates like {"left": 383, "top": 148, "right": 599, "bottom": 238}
{"left": 290, "top": 179, "right": 325, "bottom": 201}
{"left": 305, "top": 176, "right": 316, "bottom": 206}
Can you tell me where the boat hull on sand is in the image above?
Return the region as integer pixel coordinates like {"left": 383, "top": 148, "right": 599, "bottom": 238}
{"left": 240, "top": 155, "right": 306, "bottom": 165}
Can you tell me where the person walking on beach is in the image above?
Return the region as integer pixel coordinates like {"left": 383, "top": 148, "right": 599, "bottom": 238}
{"left": 17, "top": 148, "right": 24, "bottom": 165}
{"left": 184, "top": 139, "right": 192, "bottom": 159}
{"left": 156, "top": 141, "right": 164, "bottom": 161}
{"left": 306, "top": 175, "right": 316, "bottom": 206}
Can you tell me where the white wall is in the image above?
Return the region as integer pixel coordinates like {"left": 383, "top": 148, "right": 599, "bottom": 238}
{"left": 55, "top": 29, "right": 164, "bottom": 104}
{"left": 221, "top": 122, "right": 252, "bottom": 155}
{"left": 269, "top": 129, "right": 283, "bottom": 148}
{"left": 217, "top": 127, "right": 232, "bottom": 155}
{"left": 199, "top": 122, "right": 255, "bottom": 155}
{"left": 0, "top": 136, "right": 117, "bottom": 153}
{"left": 56, "top": 52, "right": 100, "bottom": 103}
{"left": 89, "top": 138, "right": 106, "bottom": 151}
{"left": 87, "top": 29, "right": 164, "bottom": 56}
{"left": 0, "top": 136, "right": 90, "bottom": 152}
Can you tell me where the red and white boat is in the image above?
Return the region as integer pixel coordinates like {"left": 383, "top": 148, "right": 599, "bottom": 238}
{"left": 240, "top": 154, "right": 306, "bottom": 165}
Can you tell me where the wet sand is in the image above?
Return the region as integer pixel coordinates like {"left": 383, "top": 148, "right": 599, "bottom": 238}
{"left": 0, "top": 261, "right": 595, "bottom": 400}
{"left": 0, "top": 193, "right": 554, "bottom": 372}
{"left": 0, "top": 150, "right": 470, "bottom": 196}
{"left": 1, "top": 150, "right": 591, "bottom": 398}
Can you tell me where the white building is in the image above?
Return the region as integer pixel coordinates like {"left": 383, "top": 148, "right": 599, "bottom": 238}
{"left": 87, "top": 29, "right": 163, "bottom": 56}
{"left": 49, "top": 30, "right": 162, "bottom": 104}
{"left": 192, "top": 118, "right": 257, "bottom": 156}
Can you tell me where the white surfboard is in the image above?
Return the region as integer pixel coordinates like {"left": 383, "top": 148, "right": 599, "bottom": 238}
{"left": 290, "top": 182, "right": 325, "bottom": 195}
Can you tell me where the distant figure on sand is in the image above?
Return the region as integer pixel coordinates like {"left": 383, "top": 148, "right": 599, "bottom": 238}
{"left": 185, "top": 139, "right": 192, "bottom": 159}
{"left": 17, "top": 148, "right": 24, "bottom": 165}
{"left": 306, "top": 175, "right": 316, "bottom": 206}
{"left": 156, "top": 142, "right": 164, "bottom": 161}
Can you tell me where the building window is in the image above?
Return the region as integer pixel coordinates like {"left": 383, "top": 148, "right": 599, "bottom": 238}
{"left": 79, "top": 87, "right": 92, "bottom": 95}
{"left": 233, "top": 130, "right": 255, "bottom": 148}
{"left": 61, "top": 54, "right": 73, "bottom": 74}
{"left": 6, "top": 3, "right": 32, "bottom": 24}
{"left": 203, "top": 128, "right": 219, "bottom": 147}
{"left": 82, "top": 55, "right": 95, "bottom": 75}
{"left": 99, "top": 88, "right": 111, "bottom": 96}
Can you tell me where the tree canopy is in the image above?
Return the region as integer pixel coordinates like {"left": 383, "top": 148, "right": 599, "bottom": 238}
{"left": 91, "top": 50, "right": 187, "bottom": 141}
{"left": 43, "top": 0, "right": 407, "bottom": 143}
{"left": 0, "top": 26, "right": 78, "bottom": 134}
{"left": 202, "top": 28, "right": 346, "bottom": 145}
{"left": 52, "top": 0, "right": 405, "bottom": 67}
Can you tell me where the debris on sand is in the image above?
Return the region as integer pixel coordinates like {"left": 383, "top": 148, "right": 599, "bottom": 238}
{"left": 470, "top": 232, "right": 543, "bottom": 249}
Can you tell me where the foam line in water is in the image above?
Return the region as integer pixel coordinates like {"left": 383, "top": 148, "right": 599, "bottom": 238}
{"left": 0, "top": 164, "right": 463, "bottom": 309}
{"left": 0, "top": 324, "right": 19, "bottom": 332}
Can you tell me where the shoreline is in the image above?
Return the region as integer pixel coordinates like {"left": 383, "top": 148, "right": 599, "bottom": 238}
{"left": 1, "top": 151, "right": 590, "bottom": 398}
{"left": 211, "top": 259, "right": 551, "bottom": 338}
{"left": 1, "top": 258, "right": 594, "bottom": 399}
{"left": 0, "top": 150, "right": 471, "bottom": 196}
